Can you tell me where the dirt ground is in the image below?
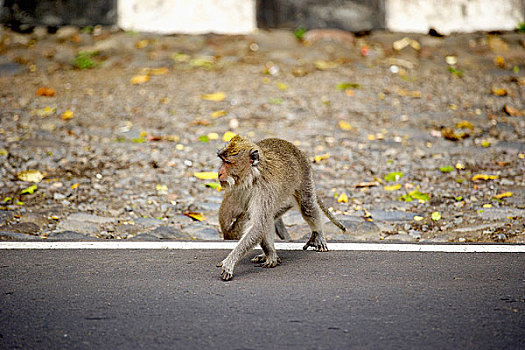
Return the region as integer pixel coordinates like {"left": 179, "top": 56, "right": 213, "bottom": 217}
{"left": 0, "top": 26, "right": 524, "bottom": 243}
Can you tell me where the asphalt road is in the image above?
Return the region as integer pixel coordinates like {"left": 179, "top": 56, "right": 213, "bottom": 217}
{"left": 1, "top": 249, "right": 523, "bottom": 349}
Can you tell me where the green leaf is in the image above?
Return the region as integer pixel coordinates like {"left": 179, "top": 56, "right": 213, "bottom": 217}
{"left": 269, "top": 97, "right": 284, "bottom": 105}
{"left": 409, "top": 190, "right": 429, "bottom": 202}
{"left": 15, "top": 201, "right": 24, "bottom": 206}
{"left": 336, "top": 82, "right": 361, "bottom": 90}
{"left": 205, "top": 182, "right": 221, "bottom": 190}
{"left": 431, "top": 211, "right": 441, "bottom": 221}
{"left": 439, "top": 165, "right": 454, "bottom": 173}
{"left": 384, "top": 171, "right": 404, "bottom": 182}
{"left": 448, "top": 66, "right": 464, "bottom": 78}
{"left": 398, "top": 194, "right": 413, "bottom": 202}
{"left": 73, "top": 51, "right": 98, "bottom": 69}
{"left": 3, "top": 197, "right": 12, "bottom": 203}
{"left": 21, "top": 184, "right": 37, "bottom": 195}
{"left": 199, "top": 135, "right": 210, "bottom": 143}
{"left": 454, "top": 196, "right": 463, "bottom": 201}
{"left": 294, "top": 26, "right": 307, "bottom": 40}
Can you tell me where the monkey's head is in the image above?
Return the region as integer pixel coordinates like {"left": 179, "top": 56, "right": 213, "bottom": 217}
{"left": 217, "top": 135, "right": 261, "bottom": 190}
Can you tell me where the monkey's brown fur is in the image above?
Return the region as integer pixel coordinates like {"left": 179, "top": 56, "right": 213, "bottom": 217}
{"left": 216, "top": 135, "right": 346, "bottom": 281}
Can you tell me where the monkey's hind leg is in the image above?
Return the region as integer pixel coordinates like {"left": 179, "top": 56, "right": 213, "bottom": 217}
{"left": 251, "top": 232, "right": 281, "bottom": 268}
{"left": 297, "top": 191, "right": 328, "bottom": 252}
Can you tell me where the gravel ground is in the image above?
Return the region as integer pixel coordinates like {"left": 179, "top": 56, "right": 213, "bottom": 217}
{"left": 0, "top": 26, "right": 524, "bottom": 243}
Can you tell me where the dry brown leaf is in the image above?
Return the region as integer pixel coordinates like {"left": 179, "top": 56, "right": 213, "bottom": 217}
{"left": 36, "top": 87, "right": 56, "bottom": 97}
{"left": 354, "top": 181, "right": 380, "bottom": 188}
{"left": 503, "top": 105, "right": 523, "bottom": 117}
{"left": 130, "top": 75, "right": 150, "bottom": 85}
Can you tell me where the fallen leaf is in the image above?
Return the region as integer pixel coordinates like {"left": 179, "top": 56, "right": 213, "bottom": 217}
{"left": 33, "top": 106, "right": 57, "bottom": 117}
{"left": 36, "top": 87, "right": 56, "bottom": 97}
{"left": 414, "top": 216, "right": 424, "bottom": 221}
{"left": 190, "top": 57, "right": 215, "bottom": 68}
{"left": 493, "top": 192, "right": 512, "bottom": 199}
{"left": 397, "top": 89, "right": 421, "bottom": 98}
{"left": 456, "top": 120, "right": 474, "bottom": 130}
{"left": 448, "top": 66, "right": 464, "bottom": 77}
{"left": 338, "top": 121, "right": 352, "bottom": 131}
{"left": 483, "top": 204, "right": 492, "bottom": 208}
{"left": 491, "top": 87, "right": 507, "bottom": 96}
{"left": 494, "top": 56, "right": 505, "bottom": 68}
{"left": 345, "top": 90, "right": 355, "bottom": 96}
{"left": 17, "top": 170, "right": 44, "bottom": 183}
{"left": 354, "top": 181, "right": 379, "bottom": 188}
{"left": 455, "top": 162, "right": 465, "bottom": 170}
{"left": 439, "top": 165, "right": 454, "bottom": 173}
{"left": 199, "top": 135, "right": 210, "bottom": 143}
{"left": 201, "top": 92, "right": 226, "bottom": 102}
{"left": 384, "top": 172, "right": 404, "bottom": 182}
{"left": 276, "top": 82, "right": 288, "bottom": 90}
{"left": 130, "top": 75, "right": 150, "bottom": 84}
{"left": 313, "top": 153, "right": 330, "bottom": 163}
{"left": 481, "top": 140, "right": 491, "bottom": 147}
{"left": 503, "top": 105, "right": 523, "bottom": 117}
{"left": 194, "top": 172, "right": 218, "bottom": 180}
{"left": 268, "top": 97, "right": 284, "bottom": 105}
{"left": 441, "top": 127, "right": 469, "bottom": 141}
{"left": 172, "top": 53, "right": 190, "bottom": 63}
{"left": 142, "top": 67, "right": 169, "bottom": 75}
{"left": 207, "top": 132, "right": 219, "bottom": 140}
{"left": 20, "top": 184, "right": 37, "bottom": 194}
{"left": 384, "top": 184, "right": 401, "bottom": 191}
{"left": 156, "top": 184, "right": 168, "bottom": 192}
{"left": 136, "top": 39, "right": 149, "bottom": 49}
{"left": 223, "top": 131, "right": 236, "bottom": 142}
{"left": 211, "top": 110, "right": 227, "bottom": 119}
{"left": 337, "top": 192, "right": 348, "bottom": 203}
{"left": 184, "top": 212, "right": 206, "bottom": 222}
{"left": 336, "top": 82, "right": 360, "bottom": 90}
{"left": 472, "top": 174, "right": 499, "bottom": 181}
{"left": 71, "top": 183, "right": 79, "bottom": 189}
{"left": 61, "top": 110, "right": 74, "bottom": 120}
{"left": 314, "top": 60, "right": 340, "bottom": 70}
{"left": 431, "top": 212, "right": 441, "bottom": 221}
{"left": 205, "top": 182, "right": 222, "bottom": 191}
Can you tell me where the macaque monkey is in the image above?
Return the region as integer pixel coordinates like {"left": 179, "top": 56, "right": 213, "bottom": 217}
{"left": 219, "top": 194, "right": 291, "bottom": 241}
{"left": 216, "top": 135, "right": 346, "bottom": 281}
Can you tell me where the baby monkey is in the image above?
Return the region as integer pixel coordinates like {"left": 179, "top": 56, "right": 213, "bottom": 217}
{"left": 216, "top": 135, "right": 346, "bottom": 281}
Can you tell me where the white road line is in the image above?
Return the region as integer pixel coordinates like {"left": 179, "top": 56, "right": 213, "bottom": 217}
{"left": 0, "top": 241, "right": 524, "bottom": 253}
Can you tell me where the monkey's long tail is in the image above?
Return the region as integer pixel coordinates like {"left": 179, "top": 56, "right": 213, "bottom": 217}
{"left": 317, "top": 196, "right": 347, "bottom": 232}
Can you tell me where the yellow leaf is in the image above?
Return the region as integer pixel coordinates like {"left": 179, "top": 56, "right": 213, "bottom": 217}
{"left": 455, "top": 162, "right": 465, "bottom": 170}
{"left": 130, "top": 75, "right": 150, "bottom": 85}
{"left": 17, "top": 170, "right": 44, "bottom": 183}
{"left": 194, "top": 172, "right": 218, "bottom": 180}
{"left": 211, "top": 110, "right": 227, "bottom": 119}
{"left": 207, "top": 132, "right": 219, "bottom": 140}
{"left": 456, "top": 120, "right": 474, "bottom": 130}
{"left": 223, "top": 131, "right": 236, "bottom": 142}
{"left": 367, "top": 134, "right": 376, "bottom": 141}
{"left": 175, "top": 144, "right": 184, "bottom": 151}
{"left": 491, "top": 87, "right": 507, "bottom": 96}
{"left": 338, "top": 120, "right": 352, "bottom": 131}
{"left": 414, "top": 216, "right": 424, "bottom": 221}
{"left": 33, "top": 106, "right": 57, "bottom": 117}
{"left": 314, "top": 60, "right": 339, "bottom": 70}
{"left": 313, "top": 153, "right": 330, "bottom": 163}
{"left": 493, "top": 192, "right": 512, "bottom": 199}
{"left": 472, "top": 174, "right": 499, "bottom": 181}
{"left": 61, "top": 110, "right": 74, "bottom": 120}
{"left": 483, "top": 204, "right": 492, "bottom": 208}
{"left": 136, "top": 39, "right": 149, "bottom": 49}
{"left": 276, "top": 82, "right": 288, "bottom": 90}
{"left": 146, "top": 67, "right": 169, "bottom": 75}
{"left": 71, "top": 183, "right": 79, "bottom": 189}
{"left": 384, "top": 184, "right": 401, "bottom": 191}
{"left": 201, "top": 92, "right": 226, "bottom": 102}
{"left": 337, "top": 192, "right": 348, "bottom": 203}
{"left": 184, "top": 212, "right": 206, "bottom": 222}
{"left": 156, "top": 184, "right": 168, "bottom": 192}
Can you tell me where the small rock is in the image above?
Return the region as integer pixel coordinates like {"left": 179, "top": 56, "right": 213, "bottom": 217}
{"left": 458, "top": 237, "right": 467, "bottom": 243}
{"left": 0, "top": 222, "right": 40, "bottom": 235}
{"left": 57, "top": 220, "right": 98, "bottom": 235}
{"left": 134, "top": 217, "right": 164, "bottom": 228}
{"left": 46, "top": 231, "right": 95, "bottom": 240}
{"left": 68, "top": 213, "right": 117, "bottom": 224}
{"left": 56, "top": 26, "right": 80, "bottom": 41}
{"left": 0, "top": 210, "right": 15, "bottom": 225}
{"left": 183, "top": 224, "right": 221, "bottom": 240}
{"left": 0, "top": 231, "right": 42, "bottom": 241}
{"left": 496, "top": 233, "right": 507, "bottom": 241}
{"left": 408, "top": 230, "right": 422, "bottom": 239}
{"left": 19, "top": 212, "right": 49, "bottom": 228}
{"left": 148, "top": 226, "right": 191, "bottom": 239}
{"left": 383, "top": 233, "right": 415, "bottom": 242}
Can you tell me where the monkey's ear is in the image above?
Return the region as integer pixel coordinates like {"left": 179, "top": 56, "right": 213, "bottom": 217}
{"left": 249, "top": 149, "right": 259, "bottom": 166}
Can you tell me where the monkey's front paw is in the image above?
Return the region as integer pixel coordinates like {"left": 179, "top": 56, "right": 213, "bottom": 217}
{"left": 219, "top": 261, "right": 234, "bottom": 281}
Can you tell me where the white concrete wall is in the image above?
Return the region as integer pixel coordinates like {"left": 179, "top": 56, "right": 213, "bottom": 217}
{"left": 118, "top": 0, "right": 256, "bottom": 34}
{"left": 386, "top": 0, "right": 524, "bottom": 34}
